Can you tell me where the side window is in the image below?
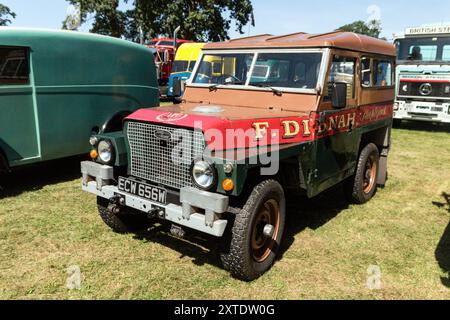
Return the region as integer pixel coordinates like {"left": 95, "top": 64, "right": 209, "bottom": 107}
{"left": 325, "top": 56, "right": 356, "bottom": 101}
{"left": 374, "top": 60, "right": 393, "bottom": 86}
{"left": 0, "top": 47, "right": 29, "bottom": 85}
{"left": 361, "top": 58, "right": 372, "bottom": 86}
{"left": 361, "top": 57, "right": 393, "bottom": 88}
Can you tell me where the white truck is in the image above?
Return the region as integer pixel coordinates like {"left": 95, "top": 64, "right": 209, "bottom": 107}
{"left": 394, "top": 25, "right": 450, "bottom": 125}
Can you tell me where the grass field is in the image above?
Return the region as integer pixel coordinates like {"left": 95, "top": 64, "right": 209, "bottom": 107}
{"left": 0, "top": 122, "right": 449, "bottom": 300}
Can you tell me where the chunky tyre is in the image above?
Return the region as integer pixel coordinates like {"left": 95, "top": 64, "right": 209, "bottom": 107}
{"left": 220, "top": 180, "right": 286, "bottom": 281}
{"left": 393, "top": 119, "right": 402, "bottom": 128}
{"left": 344, "top": 143, "right": 380, "bottom": 204}
{"left": 97, "top": 197, "right": 151, "bottom": 234}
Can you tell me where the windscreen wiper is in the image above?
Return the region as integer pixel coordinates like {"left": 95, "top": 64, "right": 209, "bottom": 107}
{"left": 208, "top": 82, "right": 241, "bottom": 92}
{"left": 252, "top": 84, "right": 283, "bottom": 96}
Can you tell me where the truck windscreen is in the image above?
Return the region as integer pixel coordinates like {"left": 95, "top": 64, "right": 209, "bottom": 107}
{"left": 396, "top": 36, "right": 450, "bottom": 62}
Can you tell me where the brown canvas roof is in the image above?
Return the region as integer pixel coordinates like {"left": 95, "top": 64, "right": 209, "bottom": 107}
{"left": 204, "top": 31, "right": 396, "bottom": 56}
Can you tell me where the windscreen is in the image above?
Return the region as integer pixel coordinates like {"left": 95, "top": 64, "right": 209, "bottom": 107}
{"left": 193, "top": 53, "right": 254, "bottom": 85}
{"left": 192, "top": 51, "right": 323, "bottom": 90}
{"left": 248, "top": 52, "right": 323, "bottom": 89}
{"left": 396, "top": 36, "right": 450, "bottom": 62}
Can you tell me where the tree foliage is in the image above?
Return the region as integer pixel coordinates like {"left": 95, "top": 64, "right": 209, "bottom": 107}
{"left": 0, "top": 3, "right": 16, "bottom": 26}
{"left": 63, "top": 0, "right": 255, "bottom": 42}
{"left": 337, "top": 20, "right": 382, "bottom": 38}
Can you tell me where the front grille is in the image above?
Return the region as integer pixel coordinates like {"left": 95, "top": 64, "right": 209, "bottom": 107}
{"left": 399, "top": 81, "right": 450, "bottom": 98}
{"left": 126, "top": 122, "right": 206, "bottom": 190}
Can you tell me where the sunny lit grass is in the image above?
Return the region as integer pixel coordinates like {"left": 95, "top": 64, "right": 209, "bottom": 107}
{"left": 0, "top": 122, "right": 449, "bottom": 300}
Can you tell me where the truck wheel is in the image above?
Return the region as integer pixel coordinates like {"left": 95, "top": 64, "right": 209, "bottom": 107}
{"left": 344, "top": 143, "right": 380, "bottom": 204}
{"left": 393, "top": 119, "right": 402, "bottom": 128}
{"left": 97, "top": 197, "right": 151, "bottom": 234}
{"left": 220, "top": 180, "right": 286, "bottom": 281}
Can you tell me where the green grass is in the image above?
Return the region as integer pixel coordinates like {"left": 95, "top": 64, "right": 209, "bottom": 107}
{"left": 0, "top": 122, "right": 449, "bottom": 300}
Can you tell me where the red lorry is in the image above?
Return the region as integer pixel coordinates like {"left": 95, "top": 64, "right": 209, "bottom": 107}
{"left": 147, "top": 37, "right": 193, "bottom": 96}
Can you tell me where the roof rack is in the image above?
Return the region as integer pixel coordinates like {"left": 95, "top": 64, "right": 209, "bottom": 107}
{"left": 228, "top": 34, "right": 273, "bottom": 42}
{"left": 266, "top": 32, "right": 307, "bottom": 41}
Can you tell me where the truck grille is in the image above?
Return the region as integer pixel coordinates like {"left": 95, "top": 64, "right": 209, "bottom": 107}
{"left": 126, "top": 122, "right": 206, "bottom": 190}
{"left": 399, "top": 80, "right": 450, "bottom": 99}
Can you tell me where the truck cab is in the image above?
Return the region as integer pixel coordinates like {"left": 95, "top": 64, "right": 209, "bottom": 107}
{"left": 394, "top": 25, "right": 450, "bottom": 125}
{"left": 82, "top": 31, "right": 396, "bottom": 281}
{"left": 167, "top": 43, "right": 205, "bottom": 99}
{"left": 147, "top": 37, "right": 194, "bottom": 94}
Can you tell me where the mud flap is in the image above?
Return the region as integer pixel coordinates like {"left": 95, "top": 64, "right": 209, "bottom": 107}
{"left": 377, "top": 151, "right": 388, "bottom": 187}
{"left": 377, "top": 127, "right": 391, "bottom": 188}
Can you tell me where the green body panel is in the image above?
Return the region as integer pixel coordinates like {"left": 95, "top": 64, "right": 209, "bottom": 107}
{"left": 0, "top": 28, "right": 159, "bottom": 167}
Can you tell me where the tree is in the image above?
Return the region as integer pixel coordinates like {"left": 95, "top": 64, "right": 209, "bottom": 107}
{"left": 0, "top": 3, "right": 16, "bottom": 26}
{"left": 63, "top": 0, "right": 255, "bottom": 42}
{"left": 337, "top": 20, "right": 382, "bottom": 38}
{"left": 63, "top": 0, "right": 126, "bottom": 37}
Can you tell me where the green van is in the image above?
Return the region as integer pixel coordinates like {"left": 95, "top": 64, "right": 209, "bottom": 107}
{"left": 0, "top": 28, "right": 159, "bottom": 172}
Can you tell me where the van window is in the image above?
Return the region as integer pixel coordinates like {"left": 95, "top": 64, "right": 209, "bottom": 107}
{"left": 0, "top": 47, "right": 29, "bottom": 85}
{"left": 325, "top": 56, "right": 356, "bottom": 100}
{"left": 361, "top": 57, "right": 393, "bottom": 88}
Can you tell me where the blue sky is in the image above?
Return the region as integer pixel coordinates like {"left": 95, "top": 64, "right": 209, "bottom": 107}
{"left": 3, "top": 0, "right": 450, "bottom": 41}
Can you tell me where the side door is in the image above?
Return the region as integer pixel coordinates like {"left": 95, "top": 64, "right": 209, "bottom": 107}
{"left": 0, "top": 46, "right": 40, "bottom": 167}
{"left": 312, "top": 53, "right": 361, "bottom": 195}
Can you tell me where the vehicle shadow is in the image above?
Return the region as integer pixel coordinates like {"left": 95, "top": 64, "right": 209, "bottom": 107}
{"left": 133, "top": 185, "right": 349, "bottom": 270}
{"left": 434, "top": 192, "right": 450, "bottom": 288}
{"left": 394, "top": 121, "right": 450, "bottom": 133}
{"left": 0, "top": 156, "right": 85, "bottom": 200}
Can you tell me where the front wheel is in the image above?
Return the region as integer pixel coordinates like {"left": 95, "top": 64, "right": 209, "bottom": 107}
{"left": 220, "top": 180, "right": 286, "bottom": 281}
{"left": 97, "top": 197, "right": 151, "bottom": 234}
{"left": 393, "top": 119, "right": 402, "bottom": 128}
{"left": 344, "top": 143, "right": 380, "bottom": 204}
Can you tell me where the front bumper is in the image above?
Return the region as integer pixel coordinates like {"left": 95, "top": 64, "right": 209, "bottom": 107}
{"left": 394, "top": 100, "right": 450, "bottom": 123}
{"left": 81, "top": 161, "right": 229, "bottom": 237}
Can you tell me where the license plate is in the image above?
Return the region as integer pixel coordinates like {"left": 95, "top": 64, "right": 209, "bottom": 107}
{"left": 118, "top": 177, "right": 167, "bottom": 205}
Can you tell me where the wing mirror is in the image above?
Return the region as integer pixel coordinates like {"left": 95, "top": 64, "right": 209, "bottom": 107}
{"left": 172, "top": 77, "right": 182, "bottom": 103}
{"left": 331, "top": 82, "right": 347, "bottom": 109}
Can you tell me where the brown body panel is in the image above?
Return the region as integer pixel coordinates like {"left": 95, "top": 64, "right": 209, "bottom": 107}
{"left": 182, "top": 87, "right": 318, "bottom": 116}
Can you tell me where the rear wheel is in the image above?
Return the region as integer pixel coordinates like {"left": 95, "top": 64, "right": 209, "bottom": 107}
{"left": 97, "top": 197, "right": 151, "bottom": 234}
{"left": 344, "top": 143, "right": 380, "bottom": 204}
{"left": 219, "top": 180, "right": 286, "bottom": 281}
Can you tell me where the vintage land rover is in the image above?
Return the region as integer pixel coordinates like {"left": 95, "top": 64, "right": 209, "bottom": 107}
{"left": 81, "top": 31, "right": 396, "bottom": 281}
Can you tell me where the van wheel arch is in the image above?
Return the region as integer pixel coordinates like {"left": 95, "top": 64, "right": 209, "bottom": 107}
{"left": 100, "top": 110, "right": 133, "bottom": 134}
{"left": 0, "top": 148, "right": 10, "bottom": 173}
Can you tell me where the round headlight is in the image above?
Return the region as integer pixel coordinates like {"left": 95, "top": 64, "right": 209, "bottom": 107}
{"left": 98, "top": 140, "right": 114, "bottom": 164}
{"left": 192, "top": 160, "right": 216, "bottom": 190}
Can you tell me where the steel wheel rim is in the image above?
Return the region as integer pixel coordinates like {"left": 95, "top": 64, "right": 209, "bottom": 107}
{"left": 363, "top": 153, "right": 377, "bottom": 194}
{"left": 251, "top": 199, "right": 280, "bottom": 263}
